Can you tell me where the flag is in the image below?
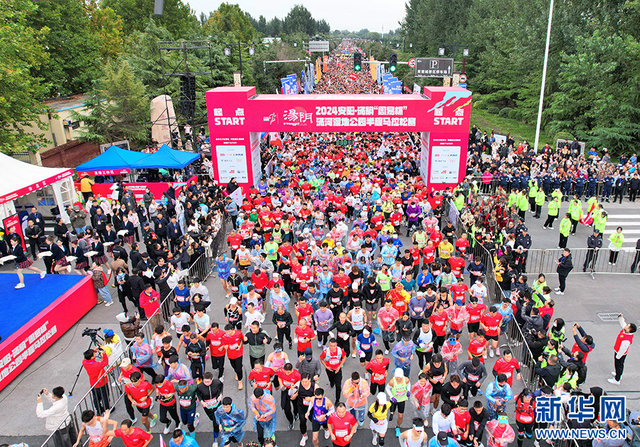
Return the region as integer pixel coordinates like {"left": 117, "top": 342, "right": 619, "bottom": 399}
{"left": 160, "top": 434, "right": 167, "bottom": 447}
{"left": 580, "top": 201, "right": 597, "bottom": 225}
{"left": 269, "top": 132, "right": 282, "bottom": 147}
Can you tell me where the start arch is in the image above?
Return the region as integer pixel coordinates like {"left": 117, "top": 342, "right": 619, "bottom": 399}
{"left": 205, "top": 86, "right": 472, "bottom": 191}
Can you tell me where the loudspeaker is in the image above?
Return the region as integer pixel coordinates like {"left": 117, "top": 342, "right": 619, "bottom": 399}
{"left": 179, "top": 75, "right": 196, "bottom": 118}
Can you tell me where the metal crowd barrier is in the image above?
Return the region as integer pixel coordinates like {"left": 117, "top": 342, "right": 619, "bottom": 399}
{"left": 525, "top": 247, "right": 640, "bottom": 276}
{"left": 469, "top": 174, "right": 610, "bottom": 198}
{"left": 40, "top": 232, "right": 224, "bottom": 447}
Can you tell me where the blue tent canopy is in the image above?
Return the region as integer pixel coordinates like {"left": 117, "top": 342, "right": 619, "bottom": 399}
{"left": 130, "top": 144, "right": 199, "bottom": 169}
{"left": 76, "top": 145, "right": 147, "bottom": 172}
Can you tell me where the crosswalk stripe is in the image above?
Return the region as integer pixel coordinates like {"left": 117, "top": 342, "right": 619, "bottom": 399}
{"left": 605, "top": 222, "right": 640, "bottom": 226}
{"left": 605, "top": 214, "right": 640, "bottom": 219}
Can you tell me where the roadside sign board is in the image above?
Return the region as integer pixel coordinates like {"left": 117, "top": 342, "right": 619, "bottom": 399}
{"left": 415, "top": 58, "right": 454, "bottom": 78}
{"left": 308, "top": 41, "right": 330, "bottom": 52}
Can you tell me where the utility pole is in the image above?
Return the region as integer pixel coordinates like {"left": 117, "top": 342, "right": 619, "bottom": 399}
{"left": 238, "top": 40, "right": 243, "bottom": 86}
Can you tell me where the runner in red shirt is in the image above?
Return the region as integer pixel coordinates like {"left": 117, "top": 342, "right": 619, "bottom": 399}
{"left": 452, "top": 401, "right": 472, "bottom": 445}
{"left": 275, "top": 363, "right": 302, "bottom": 428}
{"left": 328, "top": 403, "right": 357, "bottom": 447}
{"left": 467, "top": 330, "right": 487, "bottom": 362}
{"left": 466, "top": 297, "right": 487, "bottom": 340}
{"left": 248, "top": 360, "right": 275, "bottom": 391}
{"left": 455, "top": 234, "right": 471, "bottom": 256}
{"left": 429, "top": 304, "right": 449, "bottom": 353}
{"left": 104, "top": 418, "right": 152, "bottom": 447}
{"left": 448, "top": 255, "right": 466, "bottom": 279}
{"left": 223, "top": 324, "right": 245, "bottom": 390}
{"left": 206, "top": 323, "right": 226, "bottom": 380}
{"left": 450, "top": 277, "right": 469, "bottom": 303}
{"left": 492, "top": 349, "right": 521, "bottom": 386}
{"left": 226, "top": 230, "right": 243, "bottom": 257}
{"left": 365, "top": 351, "right": 390, "bottom": 396}
{"left": 480, "top": 306, "right": 503, "bottom": 358}
{"left": 295, "top": 297, "right": 314, "bottom": 325}
{"left": 421, "top": 242, "right": 436, "bottom": 265}
{"left": 124, "top": 372, "right": 157, "bottom": 431}
{"left": 294, "top": 318, "right": 316, "bottom": 356}
{"left": 152, "top": 375, "right": 181, "bottom": 433}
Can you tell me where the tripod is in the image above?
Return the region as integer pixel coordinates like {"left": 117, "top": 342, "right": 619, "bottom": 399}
{"left": 69, "top": 333, "right": 104, "bottom": 397}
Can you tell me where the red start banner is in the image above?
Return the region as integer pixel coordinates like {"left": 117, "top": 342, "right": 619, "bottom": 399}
{"left": 84, "top": 175, "right": 198, "bottom": 202}
{"left": 205, "top": 86, "right": 472, "bottom": 191}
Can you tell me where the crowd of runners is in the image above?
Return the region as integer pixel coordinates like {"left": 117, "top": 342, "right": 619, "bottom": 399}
{"left": 26, "top": 41, "right": 638, "bottom": 447}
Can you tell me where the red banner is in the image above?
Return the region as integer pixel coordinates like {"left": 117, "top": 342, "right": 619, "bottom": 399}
{"left": 81, "top": 169, "right": 130, "bottom": 176}
{"left": 3, "top": 215, "right": 26, "bottom": 251}
{"left": 0, "top": 275, "right": 97, "bottom": 391}
{"left": 349, "top": 73, "right": 358, "bottom": 81}
{"left": 86, "top": 175, "right": 198, "bottom": 202}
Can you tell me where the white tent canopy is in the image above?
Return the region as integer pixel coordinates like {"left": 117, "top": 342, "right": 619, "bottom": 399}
{"left": 0, "top": 152, "right": 76, "bottom": 223}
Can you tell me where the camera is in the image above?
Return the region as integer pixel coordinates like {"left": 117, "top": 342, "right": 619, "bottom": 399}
{"left": 82, "top": 327, "right": 101, "bottom": 338}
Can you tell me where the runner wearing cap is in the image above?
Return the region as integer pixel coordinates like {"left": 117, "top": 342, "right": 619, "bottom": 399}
{"left": 386, "top": 368, "right": 411, "bottom": 437}
{"left": 367, "top": 393, "right": 391, "bottom": 446}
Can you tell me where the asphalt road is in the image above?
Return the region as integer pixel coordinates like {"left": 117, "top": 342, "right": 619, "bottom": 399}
{"left": 1, "top": 199, "right": 639, "bottom": 447}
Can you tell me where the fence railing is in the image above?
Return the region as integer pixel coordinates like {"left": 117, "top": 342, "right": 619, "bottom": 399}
{"left": 40, "top": 217, "right": 227, "bottom": 447}
{"left": 445, "top": 199, "right": 541, "bottom": 390}
{"left": 469, "top": 174, "right": 614, "bottom": 199}
{"left": 525, "top": 247, "right": 640, "bottom": 275}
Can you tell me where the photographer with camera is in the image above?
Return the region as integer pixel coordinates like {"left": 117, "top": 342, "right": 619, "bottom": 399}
{"left": 36, "top": 387, "right": 77, "bottom": 447}
{"left": 83, "top": 344, "right": 111, "bottom": 414}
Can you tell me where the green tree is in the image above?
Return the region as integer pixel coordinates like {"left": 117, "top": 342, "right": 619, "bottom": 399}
{"left": 27, "top": 0, "right": 101, "bottom": 96}
{"left": 86, "top": 1, "right": 124, "bottom": 61}
{"left": 75, "top": 60, "right": 149, "bottom": 149}
{"left": 266, "top": 18, "right": 282, "bottom": 36}
{"left": 0, "top": 0, "right": 51, "bottom": 154}
{"left": 316, "top": 19, "right": 331, "bottom": 35}
{"left": 205, "top": 3, "right": 257, "bottom": 42}
{"left": 102, "top": 0, "right": 198, "bottom": 38}
{"left": 282, "top": 5, "right": 316, "bottom": 36}
{"left": 252, "top": 41, "right": 307, "bottom": 94}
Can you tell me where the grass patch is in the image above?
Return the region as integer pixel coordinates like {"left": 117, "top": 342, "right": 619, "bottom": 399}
{"left": 470, "top": 108, "right": 552, "bottom": 147}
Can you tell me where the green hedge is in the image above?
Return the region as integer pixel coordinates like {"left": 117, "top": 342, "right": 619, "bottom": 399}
{"left": 487, "top": 106, "right": 500, "bottom": 115}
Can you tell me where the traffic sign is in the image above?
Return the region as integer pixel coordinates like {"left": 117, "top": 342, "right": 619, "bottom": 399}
{"left": 459, "top": 83, "right": 467, "bottom": 89}
{"left": 408, "top": 58, "right": 416, "bottom": 68}
{"left": 459, "top": 74, "right": 467, "bottom": 83}
{"left": 415, "top": 58, "right": 454, "bottom": 78}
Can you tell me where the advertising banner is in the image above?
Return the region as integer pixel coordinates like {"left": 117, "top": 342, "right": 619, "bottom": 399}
{"left": 3, "top": 214, "right": 26, "bottom": 251}
{"left": 88, "top": 175, "right": 197, "bottom": 202}
{"left": 0, "top": 276, "right": 97, "bottom": 391}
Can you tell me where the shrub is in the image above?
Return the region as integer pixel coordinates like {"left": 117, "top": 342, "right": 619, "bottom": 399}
{"left": 487, "top": 106, "right": 500, "bottom": 115}
{"left": 508, "top": 109, "right": 522, "bottom": 121}
{"left": 498, "top": 107, "right": 511, "bottom": 118}
{"left": 473, "top": 100, "right": 485, "bottom": 109}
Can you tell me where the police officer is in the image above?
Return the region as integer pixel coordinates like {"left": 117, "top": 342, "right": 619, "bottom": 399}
{"left": 602, "top": 174, "right": 613, "bottom": 202}
{"left": 515, "top": 228, "right": 532, "bottom": 273}
{"left": 583, "top": 229, "right": 602, "bottom": 272}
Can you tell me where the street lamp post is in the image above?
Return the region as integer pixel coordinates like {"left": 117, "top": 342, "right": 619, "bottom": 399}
{"left": 224, "top": 41, "right": 257, "bottom": 87}
{"left": 534, "top": 0, "right": 555, "bottom": 153}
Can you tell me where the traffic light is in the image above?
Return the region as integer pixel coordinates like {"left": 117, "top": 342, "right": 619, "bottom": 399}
{"left": 354, "top": 52, "right": 362, "bottom": 71}
{"left": 389, "top": 53, "right": 397, "bottom": 73}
